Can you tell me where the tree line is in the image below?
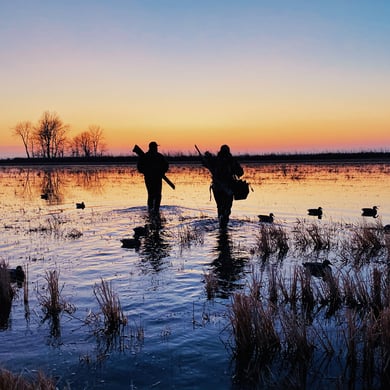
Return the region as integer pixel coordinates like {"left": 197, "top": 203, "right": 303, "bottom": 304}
{"left": 12, "top": 111, "right": 107, "bottom": 159}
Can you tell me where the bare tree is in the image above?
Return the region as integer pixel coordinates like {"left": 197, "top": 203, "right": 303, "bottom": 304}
{"left": 88, "top": 125, "right": 106, "bottom": 156}
{"left": 70, "top": 125, "right": 107, "bottom": 157}
{"left": 34, "top": 111, "right": 69, "bottom": 158}
{"left": 79, "top": 131, "right": 92, "bottom": 157}
{"left": 69, "top": 135, "right": 81, "bottom": 157}
{"left": 69, "top": 132, "right": 93, "bottom": 157}
{"left": 12, "top": 121, "right": 33, "bottom": 158}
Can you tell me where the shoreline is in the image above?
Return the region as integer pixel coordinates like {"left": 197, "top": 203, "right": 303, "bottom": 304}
{"left": 0, "top": 151, "right": 390, "bottom": 166}
{"left": 0, "top": 152, "right": 390, "bottom": 166}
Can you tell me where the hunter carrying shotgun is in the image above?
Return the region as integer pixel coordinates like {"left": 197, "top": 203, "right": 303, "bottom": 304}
{"left": 196, "top": 144, "right": 244, "bottom": 228}
{"left": 134, "top": 142, "right": 173, "bottom": 214}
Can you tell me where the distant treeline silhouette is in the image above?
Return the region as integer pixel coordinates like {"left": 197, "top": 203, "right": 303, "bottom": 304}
{"left": 1, "top": 151, "right": 389, "bottom": 166}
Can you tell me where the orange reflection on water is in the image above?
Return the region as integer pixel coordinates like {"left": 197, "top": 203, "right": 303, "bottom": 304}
{"left": 1, "top": 162, "right": 389, "bottom": 224}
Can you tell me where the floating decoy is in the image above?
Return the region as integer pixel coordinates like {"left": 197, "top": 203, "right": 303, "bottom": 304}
{"left": 361, "top": 206, "right": 378, "bottom": 218}
{"left": 133, "top": 226, "right": 147, "bottom": 237}
{"left": 303, "top": 260, "right": 332, "bottom": 278}
{"left": 40, "top": 193, "right": 49, "bottom": 200}
{"left": 258, "top": 213, "right": 274, "bottom": 223}
{"left": 120, "top": 238, "right": 141, "bottom": 249}
{"left": 76, "top": 201, "right": 85, "bottom": 209}
{"left": 9, "top": 265, "right": 25, "bottom": 285}
{"left": 308, "top": 207, "right": 323, "bottom": 219}
{"left": 384, "top": 224, "right": 390, "bottom": 234}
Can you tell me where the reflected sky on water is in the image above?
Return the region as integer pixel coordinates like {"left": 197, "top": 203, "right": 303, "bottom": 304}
{"left": 0, "top": 162, "right": 389, "bottom": 389}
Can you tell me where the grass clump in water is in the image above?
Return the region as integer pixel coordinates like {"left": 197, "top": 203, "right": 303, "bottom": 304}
{"left": 251, "top": 224, "right": 289, "bottom": 260}
{"left": 93, "top": 278, "right": 127, "bottom": 335}
{"left": 37, "top": 269, "right": 75, "bottom": 337}
{"left": 0, "top": 368, "right": 56, "bottom": 390}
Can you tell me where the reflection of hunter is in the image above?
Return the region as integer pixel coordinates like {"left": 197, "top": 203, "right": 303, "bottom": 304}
{"left": 196, "top": 144, "right": 244, "bottom": 228}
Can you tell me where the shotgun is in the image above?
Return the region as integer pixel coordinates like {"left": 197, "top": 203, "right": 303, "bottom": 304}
{"left": 195, "top": 144, "right": 214, "bottom": 175}
{"left": 133, "top": 144, "right": 175, "bottom": 190}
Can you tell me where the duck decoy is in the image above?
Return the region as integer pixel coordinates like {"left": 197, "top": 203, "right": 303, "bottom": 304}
{"left": 384, "top": 224, "right": 390, "bottom": 234}
{"left": 258, "top": 213, "right": 274, "bottom": 223}
{"left": 9, "top": 265, "right": 25, "bottom": 285}
{"left": 303, "top": 260, "right": 332, "bottom": 278}
{"left": 133, "top": 226, "right": 148, "bottom": 238}
{"left": 40, "top": 193, "right": 49, "bottom": 200}
{"left": 76, "top": 201, "right": 85, "bottom": 209}
{"left": 120, "top": 238, "right": 141, "bottom": 249}
{"left": 308, "top": 207, "right": 323, "bottom": 219}
{"left": 361, "top": 206, "right": 378, "bottom": 218}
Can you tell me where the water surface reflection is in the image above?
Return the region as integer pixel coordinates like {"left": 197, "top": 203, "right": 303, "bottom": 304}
{"left": 0, "top": 162, "right": 389, "bottom": 389}
{"left": 211, "top": 228, "right": 248, "bottom": 298}
{"left": 138, "top": 212, "right": 172, "bottom": 273}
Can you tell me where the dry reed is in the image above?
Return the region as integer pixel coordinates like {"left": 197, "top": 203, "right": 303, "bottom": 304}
{"left": 37, "top": 269, "right": 75, "bottom": 338}
{"left": 253, "top": 224, "right": 289, "bottom": 260}
{"left": 0, "top": 368, "right": 56, "bottom": 390}
{"left": 293, "top": 219, "right": 334, "bottom": 252}
{"left": 93, "top": 278, "right": 127, "bottom": 335}
{"left": 229, "top": 290, "right": 280, "bottom": 383}
{"left": 177, "top": 224, "right": 204, "bottom": 252}
{"left": 319, "top": 271, "right": 342, "bottom": 317}
{"left": 299, "top": 267, "right": 315, "bottom": 311}
{"left": 38, "top": 270, "right": 75, "bottom": 318}
{"left": 379, "top": 307, "right": 390, "bottom": 385}
{"left": 342, "top": 222, "right": 384, "bottom": 264}
{"left": 279, "top": 308, "right": 314, "bottom": 362}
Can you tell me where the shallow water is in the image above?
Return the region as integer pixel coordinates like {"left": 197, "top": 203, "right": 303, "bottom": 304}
{"left": 0, "top": 162, "right": 390, "bottom": 389}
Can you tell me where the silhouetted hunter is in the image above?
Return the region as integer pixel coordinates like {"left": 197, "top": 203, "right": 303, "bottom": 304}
{"left": 202, "top": 145, "right": 244, "bottom": 228}
{"left": 137, "top": 142, "right": 169, "bottom": 213}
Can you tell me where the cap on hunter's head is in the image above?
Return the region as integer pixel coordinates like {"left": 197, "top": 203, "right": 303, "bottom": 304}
{"left": 149, "top": 141, "right": 158, "bottom": 150}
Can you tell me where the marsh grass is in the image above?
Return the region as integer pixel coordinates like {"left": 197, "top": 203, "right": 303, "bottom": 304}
{"left": 93, "top": 278, "right": 127, "bottom": 335}
{"left": 318, "top": 271, "right": 342, "bottom": 317}
{"left": 252, "top": 224, "right": 289, "bottom": 260}
{"left": 299, "top": 267, "right": 315, "bottom": 311}
{"left": 229, "top": 262, "right": 390, "bottom": 387}
{"left": 38, "top": 270, "right": 75, "bottom": 318}
{"left": 0, "top": 368, "right": 56, "bottom": 390}
{"left": 293, "top": 219, "right": 336, "bottom": 252}
{"left": 177, "top": 224, "right": 204, "bottom": 252}
{"left": 229, "top": 292, "right": 280, "bottom": 383}
{"left": 341, "top": 221, "right": 385, "bottom": 264}
{"left": 279, "top": 308, "right": 314, "bottom": 362}
{"left": 38, "top": 270, "right": 75, "bottom": 337}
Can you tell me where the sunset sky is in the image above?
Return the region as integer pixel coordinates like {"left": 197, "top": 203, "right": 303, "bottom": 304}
{"left": 1, "top": 0, "right": 389, "bottom": 157}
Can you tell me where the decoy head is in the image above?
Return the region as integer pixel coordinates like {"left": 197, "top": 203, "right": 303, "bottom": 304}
{"left": 322, "top": 260, "right": 332, "bottom": 266}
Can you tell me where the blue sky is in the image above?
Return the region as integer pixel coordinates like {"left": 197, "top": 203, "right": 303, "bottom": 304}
{"left": 1, "top": 1, "right": 389, "bottom": 156}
